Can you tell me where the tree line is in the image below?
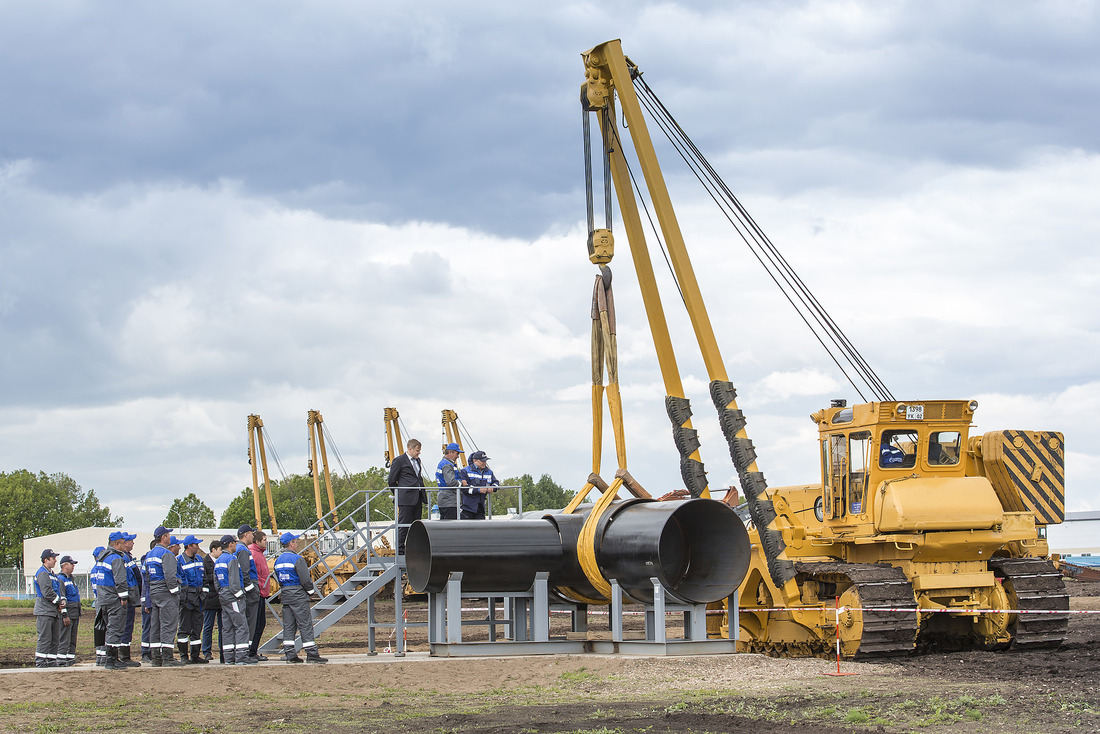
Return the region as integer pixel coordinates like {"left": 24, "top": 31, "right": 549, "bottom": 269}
{"left": 215, "top": 470, "right": 574, "bottom": 530}
{"left": 2, "top": 467, "right": 574, "bottom": 568}
{"left": 0, "top": 470, "right": 121, "bottom": 569}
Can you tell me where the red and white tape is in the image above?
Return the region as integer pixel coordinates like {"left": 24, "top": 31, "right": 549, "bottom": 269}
{"left": 746, "top": 606, "right": 1096, "bottom": 615}
{"left": 434, "top": 606, "right": 1098, "bottom": 616}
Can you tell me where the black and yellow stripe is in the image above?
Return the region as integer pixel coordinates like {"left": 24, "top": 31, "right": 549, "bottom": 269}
{"left": 981, "top": 430, "right": 1065, "bottom": 525}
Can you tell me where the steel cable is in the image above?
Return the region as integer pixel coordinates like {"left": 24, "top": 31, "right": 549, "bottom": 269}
{"left": 631, "top": 75, "right": 893, "bottom": 402}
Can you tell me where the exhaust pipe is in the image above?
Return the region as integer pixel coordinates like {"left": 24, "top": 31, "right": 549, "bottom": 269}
{"left": 406, "top": 498, "right": 750, "bottom": 604}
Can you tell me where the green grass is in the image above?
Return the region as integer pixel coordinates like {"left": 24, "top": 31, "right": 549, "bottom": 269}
{"left": 843, "top": 709, "right": 870, "bottom": 724}
{"left": 559, "top": 667, "right": 602, "bottom": 684}
{"left": 0, "top": 618, "right": 38, "bottom": 652}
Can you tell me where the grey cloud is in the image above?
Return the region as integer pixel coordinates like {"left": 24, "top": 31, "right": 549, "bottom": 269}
{"left": 2, "top": 2, "right": 1097, "bottom": 241}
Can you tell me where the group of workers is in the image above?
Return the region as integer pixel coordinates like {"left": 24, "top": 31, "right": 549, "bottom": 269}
{"left": 32, "top": 523, "right": 327, "bottom": 669}
{"left": 31, "top": 439, "right": 505, "bottom": 667}
{"left": 389, "top": 438, "right": 501, "bottom": 555}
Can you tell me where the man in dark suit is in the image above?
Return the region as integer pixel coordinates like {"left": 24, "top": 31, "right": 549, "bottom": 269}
{"left": 387, "top": 438, "right": 427, "bottom": 558}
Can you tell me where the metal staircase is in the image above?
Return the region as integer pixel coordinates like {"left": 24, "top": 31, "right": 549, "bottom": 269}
{"left": 259, "top": 489, "right": 407, "bottom": 655}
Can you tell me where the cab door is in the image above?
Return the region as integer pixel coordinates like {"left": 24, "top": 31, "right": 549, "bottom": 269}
{"left": 824, "top": 434, "right": 848, "bottom": 519}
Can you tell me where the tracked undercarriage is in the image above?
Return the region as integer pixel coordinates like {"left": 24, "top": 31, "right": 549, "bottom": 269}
{"left": 734, "top": 556, "right": 1070, "bottom": 658}
{"left": 989, "top": 558, "right": 1070, "bottom": 650}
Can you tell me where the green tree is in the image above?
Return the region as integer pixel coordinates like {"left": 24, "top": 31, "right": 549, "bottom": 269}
{"left": 494, "top": 473, "right": 574, "bottom": 515}
{"left": 0, "top": 470, "right": 122, "bottom": 569}
{"left": 218, "top": 468, "right": 393, "bottom": 530}
{"left": 163, "top": 493, "right": 216, "bottom": 528}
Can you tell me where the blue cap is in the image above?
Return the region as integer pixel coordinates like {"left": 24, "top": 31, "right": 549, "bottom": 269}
{"left": 153, "top": 526, "right": 172, "bottom": 539}
{"left": 41, "top": 548, "right": 59, "bottom": 560}
{"left": 182, "top": 534, "right": 200, "bottom": 546}
{"left": 169, "top": 535, "right": 182, "bottom": 546}
{"left": 279, "top": 531, "right": 300, "bottom": 545}
{"left": 444, "top": 442, "right": 463, "bottom": 453}
{"left": 93, "top": 546, "right": 105, "bottom": 557}
{"left": 108, "top": 530, "right": 125, "bottom": 542}
{"left": 124, "top": 532, "right": 138, "bottom": 541}
{"left": 469, "top": 450, "right": 490, "bottom": 462}
{"left": 219, "top": 534, "right": 236, "bottom": 545}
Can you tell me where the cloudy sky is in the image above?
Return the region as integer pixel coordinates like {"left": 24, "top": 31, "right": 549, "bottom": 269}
{"left": 2, "top": 1, "right": 1098, "bottom": 533}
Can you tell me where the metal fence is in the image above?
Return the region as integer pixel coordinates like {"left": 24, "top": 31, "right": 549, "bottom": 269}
{"left": 0, "top": 568, "right": 95, "bottom": 600}
{"left": 0, "top": 568, "right": 24, "bottom": 598}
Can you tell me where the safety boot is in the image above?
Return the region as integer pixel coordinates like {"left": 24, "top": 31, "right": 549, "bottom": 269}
{"left": 305, "top": 648, "right": 328, "bottom": 664}
{"left": 189, "top": 649, "right": 209, "bottom": 664}
{"left": 150, "top": 649, "right": 163, "bottom": 667}
{"left": 120, "top": 647, "right": 141, "bottom": 667}
{"left": 104, "top": 648, "right": 127, "bottom": 671}
{"left": 161, "top": 651, "right": 185, "bottom": 667}
{"left": 283, "top": 645, "right": 303, "bottom": 663}
{"left": 34, "top": 658, "right": 49, "bottom": 669}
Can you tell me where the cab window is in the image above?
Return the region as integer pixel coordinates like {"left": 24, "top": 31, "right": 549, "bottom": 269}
{"left": 880, "top": 429, "right": 917, "bottom": 468}
{"left": 928, "top": 431, "right": 961, "bottom": 465}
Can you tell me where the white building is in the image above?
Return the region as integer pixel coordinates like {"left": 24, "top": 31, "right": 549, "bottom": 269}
{"left": 1048, "top": 511, "right": 1100, "bottom": 565}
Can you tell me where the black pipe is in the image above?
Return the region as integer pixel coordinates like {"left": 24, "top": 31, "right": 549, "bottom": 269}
{"left": 405, "top": 519, "right": 563, "bottom": 594}
{"left": 405, "top": 499, "right": 750, "bottom": 604}
{"left": 592, "top": 498, "right": 751, "bottom": 604}
{"left": 542, "top": 511, "right": 605, "bottom": 601}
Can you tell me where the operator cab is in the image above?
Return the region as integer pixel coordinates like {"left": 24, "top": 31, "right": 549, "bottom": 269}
{"left": 809, "top": 399, "right": 978, "bottom": 524}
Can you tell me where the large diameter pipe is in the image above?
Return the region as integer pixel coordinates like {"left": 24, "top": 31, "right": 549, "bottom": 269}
{"left": 590, "top": 498, "right": 751, "bottom": 604}
{"left": 406, "top": 498, "right": 750, "bottom": 604}
{"left": 542, "top": 510, "right": 605, "bottom": 601}
{"left": 406, "top": 519, "right": 563, "bottom": 594}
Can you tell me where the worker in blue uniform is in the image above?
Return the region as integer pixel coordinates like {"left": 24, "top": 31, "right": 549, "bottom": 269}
{"left": 458, "top": 450, "right": 500, "bottom": 520}
{"left": 214, "top": 534, "right": 254, "bottom": 665}
{"left": 273, "top": 532, "right": 327, "bottom": 663}
{"left": 33, "top": 549, "right": 64, "bottom": 667}
{"left": 119, "top": 532, "right": 141, "bottom": 665}
{"left": 139, "top": 539, "right": 155, "bottom": 662}
{"left": 201, "top": 539, "right": 224, "bottom": 662}
{"left": 176, "top": 535, "right": 208, "bottom": 663}
{"left": 435, "top": 443, "right": 466, "bottom": 520}
{"left": 91, "top": 545, "right": 106, "bottom": 666}
{"left": 144, "top": 526, "right": 183, "bottom": 666}
{"left": 57, "top": 555, "right": 81, "bottom": 666}
{"left": 235, "top": 525, "right": 262, "bottom": 661}
{"left": 91, "top": 535, "right": 132, "bottom": 670}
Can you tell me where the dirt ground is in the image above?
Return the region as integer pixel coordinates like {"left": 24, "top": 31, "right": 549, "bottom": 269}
{"left": 0, "top": 583, "right": 1096, "bottom": 733}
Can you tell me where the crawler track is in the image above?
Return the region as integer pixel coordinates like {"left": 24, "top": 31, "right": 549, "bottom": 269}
{"left": 796, "top": 561, "right": 919, "bottom": 658}
{"left": 990, "top": 557, "right": 1069, "bottom": 649}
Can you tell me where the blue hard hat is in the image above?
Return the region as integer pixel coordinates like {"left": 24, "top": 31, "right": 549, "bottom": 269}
{"left": 445, "top": 442, "right": 463, "bottom": 453}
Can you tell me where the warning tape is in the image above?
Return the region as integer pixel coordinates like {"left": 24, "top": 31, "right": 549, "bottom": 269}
{"left": 745, "top": 606, "right": 1095, "bottom": 615}
{"left": 427, "top": 606, "right": 1097, "bottom": 616}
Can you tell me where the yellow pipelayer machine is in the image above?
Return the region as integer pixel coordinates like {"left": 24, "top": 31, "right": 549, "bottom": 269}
{"left": 578, "top": 39, "right": 1068, "bottom": 657}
